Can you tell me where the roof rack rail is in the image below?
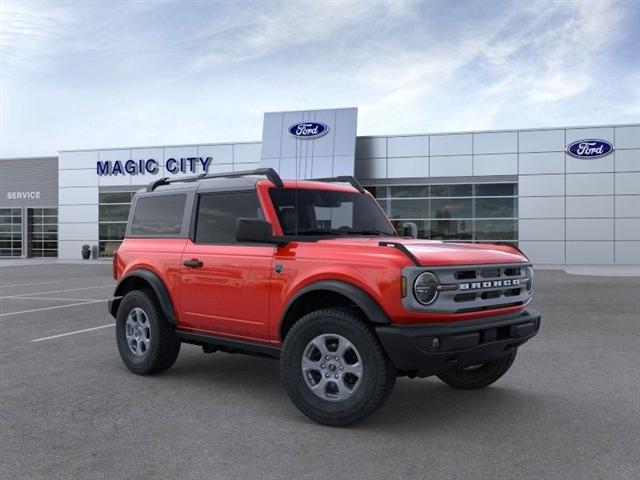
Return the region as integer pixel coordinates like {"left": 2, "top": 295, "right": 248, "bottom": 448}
{"left": 312, "top": 175, "right": 365, "bottom": 193}
{"left": 146, "top": 167, "right": 284, "bottom": 192}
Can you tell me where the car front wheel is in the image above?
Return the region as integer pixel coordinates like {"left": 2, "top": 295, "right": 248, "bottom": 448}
{"left": 280, "top": 308, "right": 396, "bottom": 427}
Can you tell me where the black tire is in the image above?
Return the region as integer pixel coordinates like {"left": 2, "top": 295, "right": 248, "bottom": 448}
{"left": 116, "top": 289, "right": 181, "bottom": 375}
{"left": 280, "top": 308, "right": 396, "bottom": 427}
{"left": 436, "top": 349, "right": 517, "bottom": 389}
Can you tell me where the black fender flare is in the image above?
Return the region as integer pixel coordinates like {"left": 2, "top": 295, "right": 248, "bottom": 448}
{"left": 281, "top": 280, "right": 391, "bottom": 332}
{"left": 109, "top": 269, "right": 178, "bottom": 325}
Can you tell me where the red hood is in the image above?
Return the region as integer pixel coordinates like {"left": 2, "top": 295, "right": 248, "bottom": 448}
{"left": 315, "top": 237, "right": 528, "bottom": 266}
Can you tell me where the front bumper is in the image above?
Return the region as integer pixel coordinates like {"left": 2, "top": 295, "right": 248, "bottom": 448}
{"left": 375, "top": 309, "right": 541, "bottom": 377}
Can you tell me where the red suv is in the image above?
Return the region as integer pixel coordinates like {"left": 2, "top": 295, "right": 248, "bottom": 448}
{"left": 109, "top": 168, "right": 540, "bottom": 426}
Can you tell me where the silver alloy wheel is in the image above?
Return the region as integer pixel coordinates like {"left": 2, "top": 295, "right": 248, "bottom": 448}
{"left": 125, "top": 307, "right": 151, "bottom": 357}
{"left": 301, "top": 333, "right": 363, "bottom": 402}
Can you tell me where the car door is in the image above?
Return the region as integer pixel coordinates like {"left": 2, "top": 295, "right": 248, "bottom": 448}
{"left": 180, "top": 190, "right": 275, "bottom": 341}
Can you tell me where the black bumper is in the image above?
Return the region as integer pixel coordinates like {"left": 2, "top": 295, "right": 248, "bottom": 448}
{"left": 375, "top": 309, "right": 541, "bottom": 377}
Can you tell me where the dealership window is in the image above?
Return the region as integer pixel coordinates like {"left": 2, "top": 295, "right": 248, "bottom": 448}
{"left": 0, "top": 208, "right": 23, "bottom": 257}
{"left": 366, "top": 183, "right": 518, "bottom": 244}
{"left": 99, "top": 191, "right": 135, "bottom": 257}
{"left": 27, "top": 208, "right": 58, "bottom": 257}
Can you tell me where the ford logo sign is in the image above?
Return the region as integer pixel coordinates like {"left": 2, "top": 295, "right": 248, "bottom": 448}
{"left": 288, "top": 122, "right": 329, "bottom": 139}
{"left": 566, "top": 139, "right": 614, "bottom": 159}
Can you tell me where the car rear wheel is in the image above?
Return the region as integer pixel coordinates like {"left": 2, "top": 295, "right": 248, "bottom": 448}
{"left": 280, "top": 308, "right": 396, "bottom": 427}
{"left": 436, "top": 349, "right": 517, "bottom": 389}
{"left": 116, "top": 289, "right": 180, "bottom": 375}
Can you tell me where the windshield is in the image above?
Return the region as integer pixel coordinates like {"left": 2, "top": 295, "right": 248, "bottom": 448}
{"left": 269, "top": 188, "right": 397, "bottom": 237}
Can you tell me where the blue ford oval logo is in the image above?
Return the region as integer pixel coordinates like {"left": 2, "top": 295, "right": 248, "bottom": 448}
{"left": 566, "top": 139, "right": 614, "bottom": 159}
{"left": 288, "top": 122, "right": 329, "bottom": 139}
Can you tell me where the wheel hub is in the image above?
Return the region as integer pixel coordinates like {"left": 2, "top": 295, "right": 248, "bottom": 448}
{"left": 301, "top": 333, "right": 363, "bottom": 402}
{"left": 125, "top": 307, "right": 151, "bottom": 357}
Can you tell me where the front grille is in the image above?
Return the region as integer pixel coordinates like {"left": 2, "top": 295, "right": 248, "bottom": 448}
{"left": 403, "top": 263, "right": 532, "bottom": 314}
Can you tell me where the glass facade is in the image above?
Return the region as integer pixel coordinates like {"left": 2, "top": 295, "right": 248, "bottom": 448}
{"left": 366, "top": 183, "right": 518, "bottom": 244}
{"left": 0, "top": 208, "right": 23, "bottom": 257}
{"left": 99, "top": 191, "right": 135, "bottom": 257}
{"left": 28, "top": 208, "right": 58, "bottom": 257}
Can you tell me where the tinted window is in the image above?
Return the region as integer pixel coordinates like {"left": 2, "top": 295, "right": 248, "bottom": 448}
{"left": 130, "top": 194, "right": 186, "bottom": 236}
{"left": 195, "top": 192, "right": 263, "bottom": 244}
{"left": 269, "top": 189, "right": 396, "bottom": 236}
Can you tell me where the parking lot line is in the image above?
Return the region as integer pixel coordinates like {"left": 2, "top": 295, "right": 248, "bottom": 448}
{"left": 30, "top": 323, "right": 115, "bottom": 342}
{"left": 0, "top": 284, "right": 114, "bottom": 299}
{"left": 0, "top": 281, "right": 60, "bottom": 288}
{"left": 2, "top": 296, "right": 107, "bottom": 302}
{"left": 0, "top": 299, "right": 108, "bottom": 318}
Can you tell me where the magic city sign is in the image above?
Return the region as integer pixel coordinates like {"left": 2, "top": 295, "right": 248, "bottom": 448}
{"left": 96, "top": 157, "right": 213, "bottom": 176}
{"left": 566, "top": 139, "right": 614, "bottom": 159}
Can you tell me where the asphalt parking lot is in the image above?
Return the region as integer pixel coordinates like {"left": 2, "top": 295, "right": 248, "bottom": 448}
{"left": 1, "top": 263, "right": 639, "bottom": 480}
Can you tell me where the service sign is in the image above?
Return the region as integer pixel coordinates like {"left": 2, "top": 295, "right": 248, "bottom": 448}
{"left": 566, "top": 139, "right": 614, "bottom": 159}
{"left": 288, "top": 122, "right": 329, "bottom": 140}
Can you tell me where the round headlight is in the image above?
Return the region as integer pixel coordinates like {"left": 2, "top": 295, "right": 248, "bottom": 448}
{"left": 525, "top": 266, "right": 534, "bottom": 293}
{"left": 414, "top": 271, "right": 440, "bottom": 305}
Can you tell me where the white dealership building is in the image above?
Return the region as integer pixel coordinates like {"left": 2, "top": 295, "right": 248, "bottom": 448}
{"left": 1, "top": 107, "right": 638, "bottom": 264}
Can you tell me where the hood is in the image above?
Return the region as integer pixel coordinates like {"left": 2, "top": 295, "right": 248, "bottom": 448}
{"left": 315, "top": 237, "right": 528, "bottom": 266}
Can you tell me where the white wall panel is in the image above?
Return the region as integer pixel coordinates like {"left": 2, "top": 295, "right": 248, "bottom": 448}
{"left": 430, "top": 155, "right": 472, "bottom": 177}
{"left": 519, "top": 175, "right": 565, "bottom": 197}
{"left": 58, "top": 222, "right": 99, "bottom": 240}
{"left": 518, "top": 129, "right": 564, "bottom": 153}
{"left": 58, "top": 150, "right": 99, "bottom": 170}
{"left": 566, "top": 241, "right": 614, "bottom": 264}
{"left": 59, "top": 187, "right": 98, "bottom": 205}
{"left": 473, "top": 154, "right": 517, "bottom": 176}
{"left": 332, "top": 155, "right": 358, "bottom": 177}
{"left": 566, "top": 127, "right": 614, "bottom": 144}
{"left": 355, "top": 138, "right": 386, "bottom": 159}
{"left": 614, "top": 126, "right": 640, "bottom": 149}
{"left": 519, "top": 152, "right": 564, "bottom": 175}
{"left": 129, "top": 147, "right": 165, "bottom": 181}
{"left": 566, "top": 196, "right": 613, "bottom": 218}
{"left": 197, "top": 144, "right": 233, "bottom": 164}
{"left": 59, "top": 205, "right": 98, "bottom": 223}
{"left": 566, "top": 219, "right": 613, "bottom": 241}
{"left": 566, "top": 153, "right": 614, "bottom": 174}
{"left": 518, "top": 241, "right": 565, "bottom": 264}
{"left": 519, "top": 219, "right": 565, "bottom": 241}
{"left": 519, "top": 197, "right": 564, "bottom": 218}
{"left": 473, "top": 131, "right": 517, "bottom": 154}
{"left": 233, "top": 162, "right": 261, "bottom": 172}
{"left": 430, "top": 134, "right": 472, "bottom": 156}
{"left": 355, "top": 158, "right": 386, "bottom": 179}
{"left": 59, "top": 169, "right": 98, "bottom": 187}
{"left": 615, "top": 150, "right": 640, "bottom": 172}
{"left": 566, "top": 173, "right": 613, "bottom": 196}
{"left": 387, "top": 157, "right": 428, "bottom": 178}
{"left": 615, "top": 172, "right": 640, "bottom": 195}
{"left": 98, "top": 172, "right": 132, "bottom": 186}
{"left": 387, "top": 136, "right": 428, "bottom": 158}
{"left": 615, "top": 219, "right": 640, "bottom": 240}
{"left": 234, "top": 143, "right": 262, "bottom": 164}
{"left": 615, "top": 241, "right": 640, "bottom": 264}
{"left": 615, "top": 196, "right": 640, "bottom": 217}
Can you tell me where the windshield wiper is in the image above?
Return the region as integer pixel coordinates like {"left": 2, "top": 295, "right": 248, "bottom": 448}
{"left": 347, "top": 229, "right": 392, "bottom": 236}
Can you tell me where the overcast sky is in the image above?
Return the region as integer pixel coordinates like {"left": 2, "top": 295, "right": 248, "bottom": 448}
{"left": 1, "top": 0, "right": 638, "bottom": 157}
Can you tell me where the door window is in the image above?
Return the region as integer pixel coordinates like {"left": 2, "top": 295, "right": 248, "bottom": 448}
{"left": 195, "top": 192, "right": 264, "bottom": 244}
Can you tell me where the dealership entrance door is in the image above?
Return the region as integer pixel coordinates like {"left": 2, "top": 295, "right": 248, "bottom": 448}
{"left": 26, "top": 208, "right": 58, "bottom": 258}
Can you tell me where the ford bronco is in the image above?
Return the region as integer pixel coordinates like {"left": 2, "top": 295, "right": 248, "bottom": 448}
{"left": 109, "top": 168, "right": 540, "bottom": 426}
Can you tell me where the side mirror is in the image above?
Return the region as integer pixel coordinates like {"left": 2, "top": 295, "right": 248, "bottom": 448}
{"left": 400, "top": 222, "right": 418, "bottom": 239}
{"left": 236, "top": 218, "right": 288, "bottom": 245}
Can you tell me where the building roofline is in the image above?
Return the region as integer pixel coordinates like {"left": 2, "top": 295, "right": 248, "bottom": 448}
{"left": 51, "top": 122, "right": 640, "bottom": 154}
{"left": 0, "top": 156, "right": 58, "bottom": 161}
{"left": 355, "top": 122, "right": 640, "bottom": 139}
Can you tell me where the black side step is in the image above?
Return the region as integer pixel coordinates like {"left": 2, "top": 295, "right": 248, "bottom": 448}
{"left": 176, "top": 330, "right": 281, "bottom": 359}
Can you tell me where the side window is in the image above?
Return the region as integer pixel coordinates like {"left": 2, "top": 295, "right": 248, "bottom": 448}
{"left": 130, "top": 194, "right": 186, "bottom": 236}
{"left": 195, "top": 191, "right": 264, "bottom": 244}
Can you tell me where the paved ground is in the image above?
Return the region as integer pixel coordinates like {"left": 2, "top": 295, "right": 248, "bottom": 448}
{"left": 1, "top": 263, "right": 638, "bottom": 480}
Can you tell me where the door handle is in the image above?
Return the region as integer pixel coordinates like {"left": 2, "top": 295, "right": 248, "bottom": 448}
{"left": 183, "top": 259, "right": 204, "bottom": 268}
